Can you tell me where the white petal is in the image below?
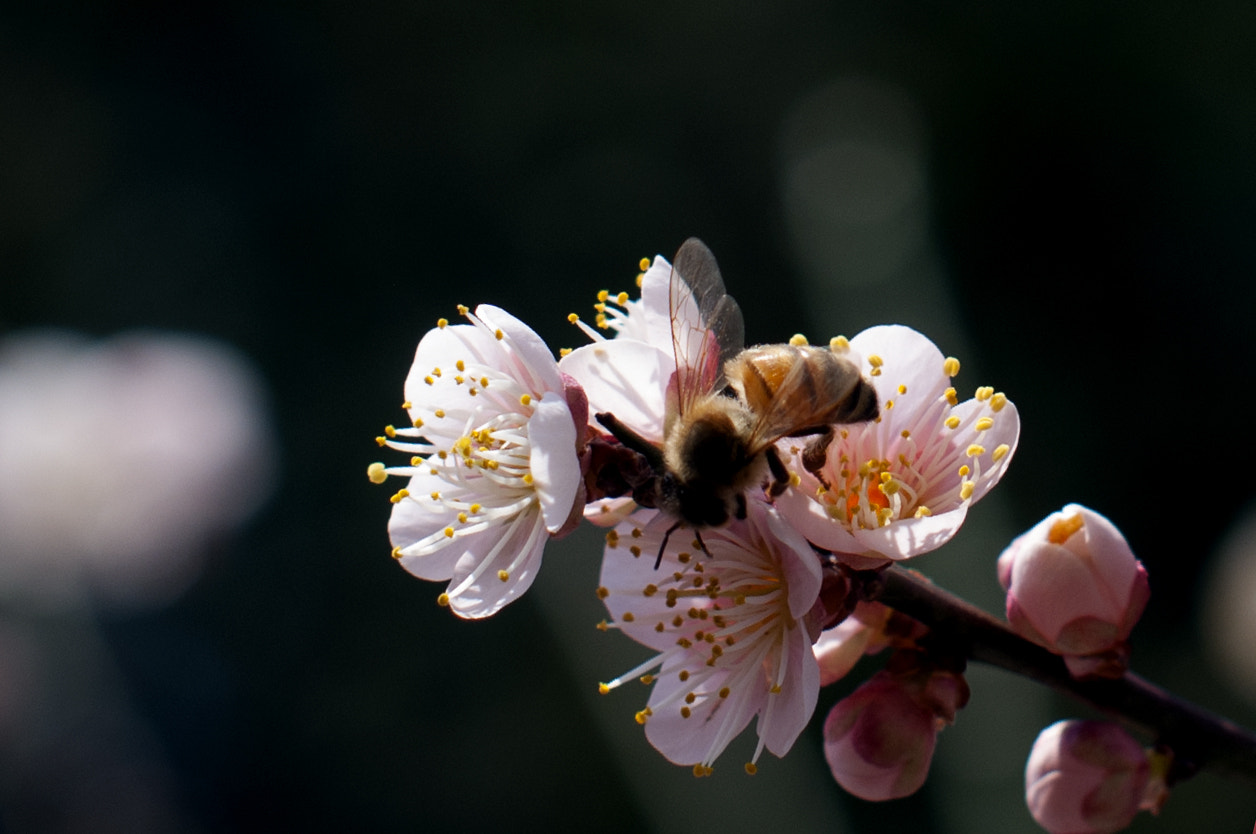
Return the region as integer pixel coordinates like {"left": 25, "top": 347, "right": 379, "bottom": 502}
{"left": 850, "top": 325, "right": 950, "bottom": 408}
{"left": 761, "top": 626, "right": 820, "bottom": 757}
{"left": 475, "top": 304, "right": 563, "bottom": 394}
{"left": 528, "top": 392, "right": 580, "bottom": 533}
{"left": 445, "top": 510, "right": 548, "bottom": 619}
{"left": 559, "top": 339, "right": 671, "bottom": 441}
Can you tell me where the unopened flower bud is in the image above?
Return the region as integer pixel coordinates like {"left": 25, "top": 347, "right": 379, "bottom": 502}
{"left": 998, "top": 504, "right": 1149, "bottom": 670}
{"left": 1025, "top": 720, "right": 1157, "bottom": 834}
{"left": 823, "top": 665, "right": 968, "bottom": 800}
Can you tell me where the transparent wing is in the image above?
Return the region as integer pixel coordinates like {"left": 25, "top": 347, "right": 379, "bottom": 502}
{"left": 667, "top": 238, "right": 745, "bottom": 424}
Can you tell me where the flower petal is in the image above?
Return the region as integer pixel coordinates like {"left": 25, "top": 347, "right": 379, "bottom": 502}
{"left": 528, "top": 392, "right": 580, "bottom": 532}
{"left": 559, "top": 339, "right": 671, "bottom": 440}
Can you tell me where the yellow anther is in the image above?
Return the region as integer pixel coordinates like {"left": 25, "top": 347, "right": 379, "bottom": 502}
{"left": 390, "top": 546, "right": 403, "bottom": 559}
{"left": 643, "top": 584, "right": 658, "bottom": 597}
{"left": 943, "top": 356, "right": 961, "bottom": 377}
{"left": 615, "top": 291, "right": 629, "bottom": 305}
{"left": 976, "top": 417, "right": 994, "bottom": 432}
{"left": 597, "top": 620, "right": 609, "bottom": 632}
{"left": 945, "top": 416, "right": 961, "bottom": 429}
{"left": 1048, "top": 513, "right": 1085, "bottom": 544}
{"left": 897, "top": 384, "right": 907, "bottom": 395}
{"left": 497, "top": 570, "right": 509, "bottom": 581}
{"left": 635, "top": 710, "right": 650, "bottom": 725}
{"left": 434, "top": 409, "right": 446, "bottom": 419}
{"left": 520, "top": 393, "right": 532, "bottom": 406}
{"left": 789, "top": 333, "right": 809, "bottom": 346}
{"left": 598, "top": 682, "right": 611, "bottom": 694}
{"left": 522, "top": 473, "right": 534, "bottom": 485}
{"left": 830, "top": 335, "right": 850, "bottom": 351}
{"left": 958, "top": 464, "right": 970, "bottom": 478}
{"left": 432, "top": 367, "right": 442, "bottom": 377}
{"left": 437, "top": 593, "right": 450, "bottom": 607}
{"left": 678, "top": 669, "right": 690, "bottom": 681}
{"left": 960, "top": 481, "right": 975, "bottom": 500}
{"left": 990, "top": 392, "right": 1008, "bottom": 412}
{"left": 597, "top": 289, "right": 609, "bottom": 302}
{"left": 437, "top": 318, "right": 449, "bottom": 329}
{"left": 469, "top": 503, "right": 482, "bottom": 513}
{"left": 494, "top": 329, "right": 504, "bottom": 340}
{"left": 367, "top": 463, "right": 388, "bottom": 484}
{"left": 443, "top": 526, "right": 455, "bottom": 538}
{"left": 389, "top": 489, "right": 409, "bottom": 504}
{"left": 680, "top": 706, "right": 692, "bottom": 719}
{"left": 430, "top": 491, "right": 441, "bottom": 500}
{"left": 901, "top": 430, "right": 911, "bottom": 439}
{"left": 868, "top": 354, "right": 884, "bottom": 368}
{"left": 966, "top": 444, "right": 986, "bottom": 458}
{"left": 914, "top": 506, "right": 932, "bottom": 518}
{"left": 745, "top": 762, "right": 758, "bottom": 775}
{"left": 412, "top": 417, "right": 424, "bottom": 428}
{"left": 639, "top": 257, "right": 651, "bottom": 271}
{"left": 480, "top": 377, "right": 490, "bottom": 387}
{"left": 568, "top": 312, "right": 579, "bottom": 323}
{"left": 622, "top": 612, "right": 635, "bottom": 622}
{"left": 944, "top": 387, "right": 959, "bottom": 406}
{"left": 375, "top": 436, "right": 388, "bottom": 447}
{"left": 640, "top": 674, "right": 654, "bottom": 685}
{"left": 992, "top": 443, "right": 1010, "bottom": 462}
{"left": 384, "top": 425, "right": 397, "bottom": 438}
{"left": 976, "top": 386, "right": 994, "bottom": 401}
{"left": 401, "top": 400, "right": 412, "bottom": 409}
{"left": 455, "top": 360, "right": 465, "bottom": 372}
{"left": 885, "top": 400, "right": 894, "bottom": 410}
{"left": 596, "top": 586, "right": 610, "bottom": 599}
{"left": 770, "top": 684, "right": 782, "bottom": 694}
{"left": 654, "top": 622, "right": 665, "bottom": 632}
{"left": 457, "top": 512, "right": 468, "bottom": 524}
{"left": 719, "top": 686, "right": 730, "bottom": 699}
{"left": 788, "top": 471, "right": 801, "bottom": 487}
{"left": 457, "top": 304, "right": 469, "bottom": 315}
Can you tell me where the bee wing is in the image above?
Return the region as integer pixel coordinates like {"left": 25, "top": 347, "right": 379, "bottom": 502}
{"left": 666, "top": 239, "right": 745, "bottom": 427}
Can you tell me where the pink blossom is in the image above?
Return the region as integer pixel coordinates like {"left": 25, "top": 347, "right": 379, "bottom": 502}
{"left": 1025, "top": 720, "right": 1156, "bottom": 834}
{"left": 823, "top": 664, "right": 969, "bottom": 800}
{"left": 596, "top": 500, "right": 822, "bottom": 775}
{"left": 776, "top": 325, "right": 1019, "bottom": 569}
{"left": 369, "top": 305, "right": 585, "bottom": 619}
{"left": 998, "top": 505, "right": 1149, "bottom": 672}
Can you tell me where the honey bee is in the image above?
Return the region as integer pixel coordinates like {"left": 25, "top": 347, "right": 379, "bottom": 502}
{"left": 595, "top": 238, "right": 878, "bottom": 564}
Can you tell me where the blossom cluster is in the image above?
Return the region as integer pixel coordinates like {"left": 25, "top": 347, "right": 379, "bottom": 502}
{"left": 368, "top": 243, "right": 1165, "bottom": 832}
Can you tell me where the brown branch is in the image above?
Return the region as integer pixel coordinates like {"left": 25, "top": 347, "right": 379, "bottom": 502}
{"left": 870, "top": 565, "right": 1256, "bottom": 785}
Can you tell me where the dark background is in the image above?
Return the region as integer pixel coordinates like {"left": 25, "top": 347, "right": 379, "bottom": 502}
{"left": 3, "top": 2, "right": 1255, "bottom": 832}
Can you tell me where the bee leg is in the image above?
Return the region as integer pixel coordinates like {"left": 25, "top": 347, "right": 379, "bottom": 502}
{"left": 656, "top": 519, "right": 684, "bottom": 569}
{"left": 693, "top": 528, "right": 711, "bottom": 560}
{"left": 765, "top": 445, "right": 791, "bottom": 498}
{"left": 802, "top": 426, "right": 835, "bottom": 488}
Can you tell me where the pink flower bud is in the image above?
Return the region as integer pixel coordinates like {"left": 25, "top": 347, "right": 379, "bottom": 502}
{"left": 998, "top": 504, "right": 1149, "bottom": 665}
{"left": 823, "top": 666, "right": 968, "bottom": 800}
{"left": 1025, "top": 720, "right": 1153, "bottom": 834}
